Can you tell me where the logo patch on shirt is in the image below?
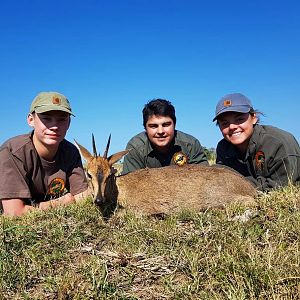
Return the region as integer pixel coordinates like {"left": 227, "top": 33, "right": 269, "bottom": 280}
{"left": 255, "top": 151, "right": 265, "bottom": 171}
{"left": 173, "top": 152, "right": 188, "bottom": 166}
{"left": 52, "top": 96, "right": 61, "bottom": 105}
{"left": 46, "top": 178, "right": 66, "bottom": 198}
{"left": 223, "top": 100, "right": 232, "bottom": 106}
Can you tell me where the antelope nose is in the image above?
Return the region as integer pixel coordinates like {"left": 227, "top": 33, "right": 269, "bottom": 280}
{"left": 95, "top": 197, "right": 104, "bottom": 206}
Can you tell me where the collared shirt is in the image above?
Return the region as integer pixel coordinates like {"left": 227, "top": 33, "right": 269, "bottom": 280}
{"left": 216, "top": 124, "right": 300, "bottom": 191}
{"left": 122, "top": 130, "right": 208, "bottom": 174}
{"left": 0, "top": 132, "right": 88, "bottom": 210}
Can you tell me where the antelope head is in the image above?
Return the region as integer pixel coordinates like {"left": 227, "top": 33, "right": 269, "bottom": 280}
{"left": 74, "top": 134, "right": 129, "bottom": 206}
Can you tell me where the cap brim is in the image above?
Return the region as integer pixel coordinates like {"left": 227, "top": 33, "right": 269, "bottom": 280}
{"left": 213, "top": 105, "right": 251, "bottom": 122}
{"left": 33, "top": 105, "right": 75, "bottom": 117}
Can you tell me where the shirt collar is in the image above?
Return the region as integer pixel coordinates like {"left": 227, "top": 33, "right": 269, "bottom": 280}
{"left": 247, "top": 124, "right": 261, "bottom": 156}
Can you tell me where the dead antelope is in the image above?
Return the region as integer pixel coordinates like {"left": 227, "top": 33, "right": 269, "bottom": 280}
{"left": 75, "top": 135, "right": 257, "bottom": 217}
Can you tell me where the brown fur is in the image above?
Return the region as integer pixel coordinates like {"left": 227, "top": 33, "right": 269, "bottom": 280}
{"left": 75, "top": 139, "right": 257, "bottom": 217}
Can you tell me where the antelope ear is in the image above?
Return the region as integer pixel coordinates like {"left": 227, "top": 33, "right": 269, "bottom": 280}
{"left": 74, "top": 139, "right": 93, "bottom": 162}
{"left": 107, "top": 150, "right": 130, "bottom": 166}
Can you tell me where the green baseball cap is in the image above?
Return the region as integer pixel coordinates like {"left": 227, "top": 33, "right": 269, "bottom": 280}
{"left": 29, "top": 91, "right": 75, "bottom": 116}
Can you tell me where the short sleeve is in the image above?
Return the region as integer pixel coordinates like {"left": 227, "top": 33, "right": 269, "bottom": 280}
{"left": 188, "top": 139, "right": 209, "bottom": 165}
{"left": 67, "top": 148, "right": 88, "bottom": 195}
{"left": 0, "top": 147, "right": 32, "bottom": 199}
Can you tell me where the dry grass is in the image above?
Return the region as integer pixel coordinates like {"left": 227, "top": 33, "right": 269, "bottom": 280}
{"left": 1, "top": 184, "right": 300, "bottom": 299}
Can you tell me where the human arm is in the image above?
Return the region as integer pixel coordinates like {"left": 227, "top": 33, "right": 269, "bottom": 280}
{"left": 216, "top": 140, "right": 258, "bottom": 187}
{"left": 254, "top": 144, "right": 300, "bottom": 191}
{"left": 2, "top": 187, "right": 93, "bottom": 217}
{"left": 122, "top": 141, "right": 146, "bottom": 174}
{"left": 216, "top": 136, "right": 300, "bottom": 191}
{"left": 74, "top": 186, "right": 93, "bottom": 202}
{"left": 187, "top": 139, "right": 209, "bottom": 165}
{"left": 1, "top": 193, "right": 76, "bottom": 217}
{"left": 67, "top": 145, "right": 89, "bottom": 197}
{"left": 215, "top": 141, "right": 290, "bottom": 191}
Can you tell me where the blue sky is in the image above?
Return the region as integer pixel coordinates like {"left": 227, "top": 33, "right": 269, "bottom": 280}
{"left": 1, "top": 0, "right": 299, "bottom": 155}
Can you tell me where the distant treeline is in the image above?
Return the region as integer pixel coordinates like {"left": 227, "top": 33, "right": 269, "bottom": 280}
{"left": 203, "top": 146, "right": 216, "bottom": 163}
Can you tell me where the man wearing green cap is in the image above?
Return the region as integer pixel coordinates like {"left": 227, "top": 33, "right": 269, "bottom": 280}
{"left": 0, "top": 91, "right": 89, "bottom": 216}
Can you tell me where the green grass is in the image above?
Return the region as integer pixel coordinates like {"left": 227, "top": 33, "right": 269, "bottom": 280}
{"left": 1, "top": 186, "right": 300, "bottom": 299}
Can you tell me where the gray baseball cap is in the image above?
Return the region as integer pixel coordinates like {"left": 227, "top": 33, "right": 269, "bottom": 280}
{"left": 213, "top": 93, "right": 253, "bottom": 121}
{"left": 30, "top": 91, "right": 75, "bottom": 116}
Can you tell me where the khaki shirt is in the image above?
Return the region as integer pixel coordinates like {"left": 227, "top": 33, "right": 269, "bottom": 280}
{"left": 0, "top": 132, "right": 88, "bottom": 209}
{"left": 216, "top": 124, "right": 300, "bottom": 191}
{"left": 122, "top": 130, "right": 208, "bottom": 174}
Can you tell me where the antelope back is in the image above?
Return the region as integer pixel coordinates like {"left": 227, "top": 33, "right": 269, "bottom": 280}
{"left": 115, "top": 164, "right": 257, "bottom": 216}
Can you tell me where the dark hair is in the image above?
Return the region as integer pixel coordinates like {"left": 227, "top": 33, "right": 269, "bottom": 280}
{"left": 250, "top": 108, "right": 265, "bottom": 123}
{"left": 142, "top": 99, "right": 176, "bottom": 128}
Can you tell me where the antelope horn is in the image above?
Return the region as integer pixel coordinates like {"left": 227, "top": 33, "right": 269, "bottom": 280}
{"left": 103, "top": 134, "right": 111, "bottom": 159}
{"left": 92, "top": 133, "right": 98, "bottom": 157}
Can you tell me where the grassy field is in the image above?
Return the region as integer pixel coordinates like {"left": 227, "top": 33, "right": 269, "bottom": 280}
{"left": 1, "top": 184, "right": 300, "bottom": 299}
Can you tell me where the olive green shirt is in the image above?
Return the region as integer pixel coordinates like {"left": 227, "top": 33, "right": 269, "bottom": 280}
{"left": 216, "top": 124, "right": 300, "bottom": 191}
{"left": 122, "top": 130, "right": 208, "bottom": 174}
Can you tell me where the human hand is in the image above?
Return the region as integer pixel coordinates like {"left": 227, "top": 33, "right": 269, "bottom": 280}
{"left": 39, "top": 193, "right": 75, "bottom": 210}
{"left": 59, "top": 193, "right": 76, "bottom": 206}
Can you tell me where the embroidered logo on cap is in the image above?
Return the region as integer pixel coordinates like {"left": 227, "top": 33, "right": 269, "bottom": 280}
{"left": 255, "top": 150, "right": 265, "bottom": 171}
{"left": 52, "top": 96, "right": 61, "bottom": 105}
{"left": 223, "top": 100, "right": 232, "bottom": 106}
{"left": 173, "top": 151, "right": 188, "bottom": 166}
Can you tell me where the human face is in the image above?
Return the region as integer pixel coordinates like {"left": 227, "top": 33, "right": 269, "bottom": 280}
{"left": 145, "top": 115, "right": 175, "bottom": 153}
{"left": 27, "top": 110, "right": 70, "bottom": 151}
{"left": 217, "top": 112, "right": 258, "bottom": 153}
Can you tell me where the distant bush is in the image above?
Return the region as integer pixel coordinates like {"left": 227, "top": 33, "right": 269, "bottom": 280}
{"left": 203, "top": 146, "right": 216, "bottom": 164}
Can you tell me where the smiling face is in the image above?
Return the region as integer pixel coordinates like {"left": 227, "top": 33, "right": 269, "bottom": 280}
{"left": 145, "top": 115, "right": 175, "bottom": 153}
{"left": 27, "top": 110, "right": 70, "bottom": 158}
{"left": 217, "top": 111, "right": 258, "bottom": 153}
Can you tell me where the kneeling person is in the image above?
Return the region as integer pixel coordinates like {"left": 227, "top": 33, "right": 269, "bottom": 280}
{"left": 0, "top": 92, "right": 89, "bottom": 216}
{"left": 214, "top": 92, "right": 300, "bottom": 191}
{"left": 122, "top": 98, "right": 208, "bottom": 174}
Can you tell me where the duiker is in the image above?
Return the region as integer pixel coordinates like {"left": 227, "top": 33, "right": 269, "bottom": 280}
{"left": 75, "top": 136, "right": 257, "bottom": 217}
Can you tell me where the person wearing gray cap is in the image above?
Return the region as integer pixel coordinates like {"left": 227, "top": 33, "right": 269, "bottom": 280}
{"left": 213, "top": 92, "right": 300, "bottom": 191}
{"left": 0, "top": 91, "right": 89, "bottom": 216}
